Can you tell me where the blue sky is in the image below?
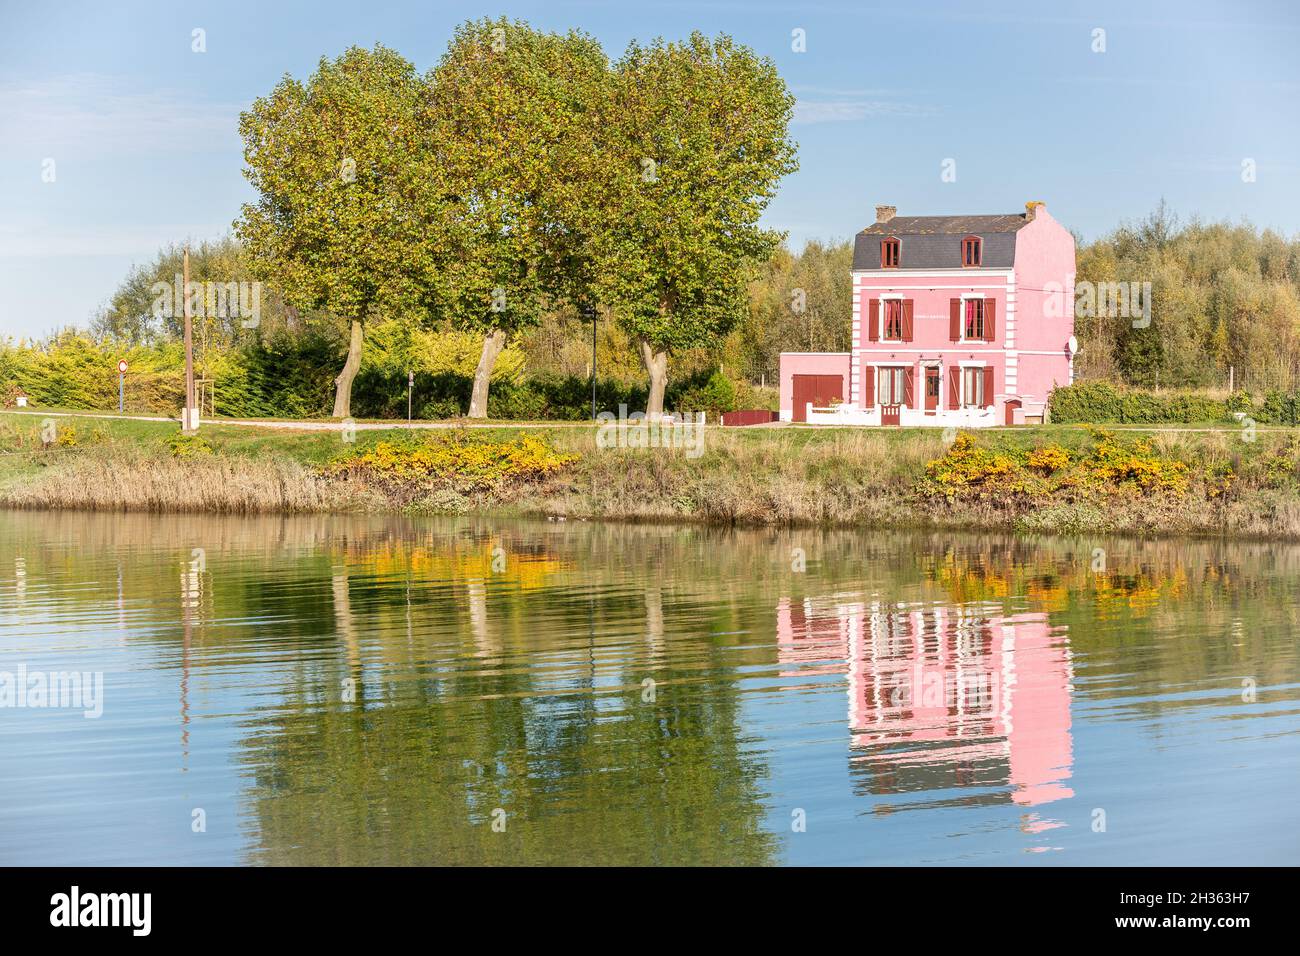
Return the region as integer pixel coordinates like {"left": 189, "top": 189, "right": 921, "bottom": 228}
{"left": 1, "top": 0, "right": 1297, "bottom": 339}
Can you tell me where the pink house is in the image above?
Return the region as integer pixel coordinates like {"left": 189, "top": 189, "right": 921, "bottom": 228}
{"left": 780, "top": 201, "right": 1076, "bottom": 426}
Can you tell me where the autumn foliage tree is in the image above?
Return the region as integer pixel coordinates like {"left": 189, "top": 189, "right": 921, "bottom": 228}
{"left": 422, "top": 19, "right": 609, "bottom": 418}
{"left": 237, "top": 45, "right": 446, "bottom": 419}
{"left": 577, "top": 33, "right": 798, "bottom": 415}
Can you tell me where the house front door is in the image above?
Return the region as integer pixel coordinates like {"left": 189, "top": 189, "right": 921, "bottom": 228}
{"left": 924, "top": 367, "right": 940, "bottom": 413}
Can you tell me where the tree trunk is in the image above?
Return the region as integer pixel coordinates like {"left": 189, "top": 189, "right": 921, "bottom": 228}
{"left": 469, "top": 328, "right": 506, "bottom": 419}
{"left": 332, "top": 320, "right": 364, "bottom": 419}
{"left": 638, "top": 337, "right": 669, "bottom": 416}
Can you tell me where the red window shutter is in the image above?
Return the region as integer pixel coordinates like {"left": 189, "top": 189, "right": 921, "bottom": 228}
{"left": 866, "top": 298, "right": 879, "bottom": 342}
{"left": 949, "top": 299, "right": 961, "bottom": 342}
{"left": 947, "top": 367, "right": 960, "bottom": 409}
{"left": 985, "top": 299, "right": 996, "bottom": 342}
{"left": 902, "top": 300, "right": 914, "bottom": 342}
{"left": 864, "top": 367, "right": 876, "bottom": 407}
{"left": 902, "top": 366, "right": 915, "bottom": 407}
{"left": 982, "top": 367, "right": 994, "bottom": 407}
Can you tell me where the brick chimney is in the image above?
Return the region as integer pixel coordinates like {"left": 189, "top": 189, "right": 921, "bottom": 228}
{"left": 1025, "top": 200, "right": 1045, "bottom": 221}
{"left": 875, "top": 204, "right": 896, "bottom": 224}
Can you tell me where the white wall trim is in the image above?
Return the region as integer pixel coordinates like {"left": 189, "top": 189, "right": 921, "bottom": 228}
{"left": 856, "top": 347, "right": 1003, "bottom": 354}
{"left": 854, "top": 269, "right": 1013, "bottom": 279}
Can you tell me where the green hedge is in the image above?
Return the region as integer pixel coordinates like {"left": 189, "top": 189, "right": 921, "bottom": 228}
{"left": 1048, "top": 382, "right": 1300, "bottom": 425}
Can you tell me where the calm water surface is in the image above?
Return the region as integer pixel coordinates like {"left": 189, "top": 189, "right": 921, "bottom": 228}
{"left": 1, "top": 510, "right": 1297, "bottom": 865}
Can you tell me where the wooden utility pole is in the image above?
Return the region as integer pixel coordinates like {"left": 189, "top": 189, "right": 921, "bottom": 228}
{"left": 183, "top": 247, "right": 195, "bottom": 432}
{"left": 586, "top": 302, "right": 597, "bottom": 421}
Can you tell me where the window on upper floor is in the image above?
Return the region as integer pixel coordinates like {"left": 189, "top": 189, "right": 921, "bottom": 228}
{"left": 963, "top": 299, "right": 985, "bottom": 341}
{"left": 962, "top": 236, "right": 982, "bottom": 267}
{"left": 882, "top": 300, "right": 903, "bottom": 341}
{"left": 881, "top": 237, "right": 900, "bottom": 268}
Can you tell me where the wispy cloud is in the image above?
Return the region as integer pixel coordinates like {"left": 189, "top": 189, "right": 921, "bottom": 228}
{"left": 792, "top": 96, "right": 937, "bottom": 124}
{"left": 0, "top": 73, "right": 243, "bottom": 153}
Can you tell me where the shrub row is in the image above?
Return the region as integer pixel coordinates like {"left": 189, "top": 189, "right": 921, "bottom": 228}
{"left": 1048, "top": 382, "right": 1300, "bottom": 425}
{"left": 3, "top": 333, "right": 773, "bottom": 422}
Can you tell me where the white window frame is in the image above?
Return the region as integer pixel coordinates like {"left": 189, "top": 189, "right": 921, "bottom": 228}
{"left": 876, "top": 293, "right": 904, "bottom": 342}
{"left": 958, "top": 361, "right": 989, "bottom": 409}
{"left": 958, "top": 294, "right": 987, "bottom": 344}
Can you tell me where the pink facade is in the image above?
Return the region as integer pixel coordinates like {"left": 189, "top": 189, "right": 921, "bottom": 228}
{"left": 780, "top": 202, "right": 1076, "bottom": 427}
{"left": 777, "top": 352, "right": 850, "bottom": 422}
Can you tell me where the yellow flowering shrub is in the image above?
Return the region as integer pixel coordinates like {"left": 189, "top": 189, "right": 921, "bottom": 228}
{"left": 1026, "top": 444, "right": 1070, "bottom": 473}
{"left": 925, "top": 434, "right": 1019, "bottom": 489}
{"left": 921, "top": 431, "right": 1192, "bottom": 503}
{"left": 329, "top": 433, "right": 577, "bottom": 495}
{"left": 923, "top": 434, "right": 1045, "bottom": 499}
{"left": 1085, "top": 433, "right": 1189, "bottom": 492}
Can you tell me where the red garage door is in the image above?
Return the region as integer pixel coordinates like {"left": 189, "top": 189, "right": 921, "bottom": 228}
{"left": 792, "top": 374, "right": 844, "bottom": 422}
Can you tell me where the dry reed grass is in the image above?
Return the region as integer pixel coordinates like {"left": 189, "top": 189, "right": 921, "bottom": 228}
{"left": 0, "top": 451, "right": 368, "bottom": 514}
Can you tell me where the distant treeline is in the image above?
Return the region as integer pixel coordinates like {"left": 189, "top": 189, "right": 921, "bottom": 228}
{"left": 1075, "top": 202, "right": 1300, "bottom": 392}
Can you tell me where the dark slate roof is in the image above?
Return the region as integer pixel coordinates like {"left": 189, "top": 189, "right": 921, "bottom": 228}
{"left": 853, "top": 213, "right": 1030, "bottom": 270}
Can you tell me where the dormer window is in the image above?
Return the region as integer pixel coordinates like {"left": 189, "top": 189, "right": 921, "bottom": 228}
{"left": 881, "top": 237, "right": 900, "bottom": 268}
{"left": 961, "top": 236, "right": 982, "bottom": 267}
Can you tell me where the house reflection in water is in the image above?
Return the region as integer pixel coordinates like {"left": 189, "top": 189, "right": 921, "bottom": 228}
{"left": 777, "top": 597, "right": 1074, "bottom": 810}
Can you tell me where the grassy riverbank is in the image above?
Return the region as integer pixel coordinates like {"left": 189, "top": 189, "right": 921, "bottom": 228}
{"left": 4, "top": 411, "right": 1300, "bottom": 538}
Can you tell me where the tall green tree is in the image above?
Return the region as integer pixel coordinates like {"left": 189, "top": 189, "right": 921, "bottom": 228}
{"left": 579, "top": 33, "right": 798, "bottom": 415}
{"left": 236, "top": 45, "right": 446, "bottom": 419}
{"left": 423, "top": 19, "right": 608, "bottom": 418}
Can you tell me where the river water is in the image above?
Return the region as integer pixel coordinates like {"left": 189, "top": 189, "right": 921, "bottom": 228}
{"left": 1, "top": 510, "right": 1296, "bottom": 865}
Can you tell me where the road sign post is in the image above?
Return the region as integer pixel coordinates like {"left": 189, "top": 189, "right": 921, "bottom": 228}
{"left": 117, "top": 360, "right": 127, "bottom": 413}
{"left": 407, "top": 370, "right": 414, "bottom": 427}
